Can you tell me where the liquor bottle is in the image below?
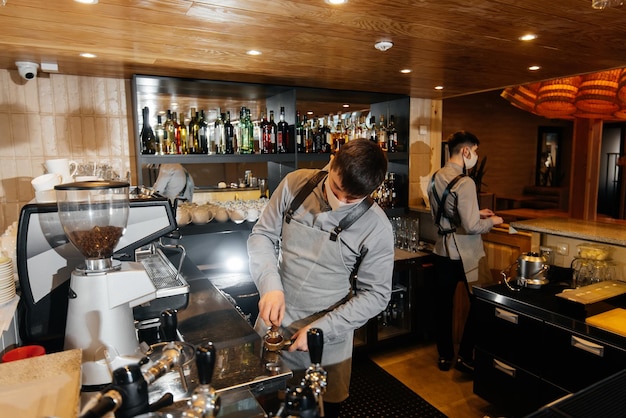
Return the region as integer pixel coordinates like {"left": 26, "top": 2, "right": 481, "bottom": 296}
{"left": 188, "top": 108, "right": 200, "bottom": 154}
{"left": 295, "top": 111, "right": 305, "bottom": 153}
{"left": 387, "top": 115, "right": 398, "bottom": 152}
{"left": 154, "top": 114, "right": 166, "bottom": 155}
{"left": 177, "top": 111, "right": 188, "bottom": 154}
{"left": 140, "top": 106, "right": 156, "bottom": 155}
{"left": 212, "top": 110, "right": 224, "bottom": 155}
{"left": 163, "top": 110, "right": 176, "bottom": 154}
{"left": 277, "top": 106, "right": 290, "bottom": 153}
{"left": 224, "top": 111, "right": 235, "bottom": 154}
{"left": 268, "top": 110, "right": 277, "bottom": 154}
{"left": 369, "top": 115, "right": 377, "bottom": 143}
{"left": 172, "top": 111, "right": 181, "bottom": 154}
{"left": 334, "top": 112, "right": 345, "bottom": 153}
{"left": 313, "top": 117, "right": 324, "bottom": 153}
{"left": 260, "top": 111, "right": 271, "bottom": 154}
{"left": 326, "top": 114, "right": 335, "bottom": 153}
{"left": 199, "top": 110, "right": 208, "bottom": 154}
{"left": 304, "top": 116, "right": 313, "bottom": 153}
{"left": 246, "top": 108, "right": 255, "bottom": 154}
{"left": 378, "top": 114, "right": 388, "bottom": 151}
{"left": 320, "top": 115, "right": 331, "bottom": 153}
{"left": 239, "top": 107, "right": 252, "bottom": 154}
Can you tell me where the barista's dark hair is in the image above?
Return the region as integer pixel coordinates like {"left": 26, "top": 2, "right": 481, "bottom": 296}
{"left": 446, "top": 130, "right": 480, "bottom": 157}
{"left": 332, "top": 138, "right": 388, "bottom": 197}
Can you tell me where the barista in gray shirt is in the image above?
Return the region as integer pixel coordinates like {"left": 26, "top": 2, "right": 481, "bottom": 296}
{"left": 248, "top": 139, "right": 394, "bottom": 417}
{"left": 428, "top": 131, "right": 503, "bottom": 373}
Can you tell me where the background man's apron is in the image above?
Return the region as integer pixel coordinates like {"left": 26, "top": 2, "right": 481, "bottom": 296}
{"left": 255, "top": 215, "right": 355, "bottom": 403}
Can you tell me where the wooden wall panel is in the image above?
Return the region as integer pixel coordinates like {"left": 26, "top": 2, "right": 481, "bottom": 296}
{"left": 442, "top": 90, "right": 573, "bottom": 199}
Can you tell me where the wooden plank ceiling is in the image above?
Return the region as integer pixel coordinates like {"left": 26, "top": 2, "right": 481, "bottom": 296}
{"left": 0, "top": 0, "right": 625, "bottom": 102}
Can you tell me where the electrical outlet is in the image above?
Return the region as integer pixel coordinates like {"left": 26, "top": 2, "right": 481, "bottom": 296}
{"left": 556, "top": 243, "right": 569, "bottom": 255}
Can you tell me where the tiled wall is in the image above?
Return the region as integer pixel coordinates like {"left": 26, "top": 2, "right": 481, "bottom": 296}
{"left": 0, "top": 70, "right": 135, "bottom": 232}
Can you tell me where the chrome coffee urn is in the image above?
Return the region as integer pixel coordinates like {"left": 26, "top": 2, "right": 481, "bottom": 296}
{"left": 501, "top": 252, "right": 550, "bottom": 291}
{"left": 56, "top": 181, "right": 158, "bottom": 389}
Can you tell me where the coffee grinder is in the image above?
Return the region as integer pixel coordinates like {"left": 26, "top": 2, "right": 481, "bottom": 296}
{"left": 55, "top": 181, "right": 158, "bottom": 389}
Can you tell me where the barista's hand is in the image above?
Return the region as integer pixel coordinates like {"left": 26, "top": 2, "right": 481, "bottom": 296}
{"left": 288, "top": 325, "right": 312, "bottom": 352}
{"left": 258, "top": 290, "right": 285, "bottom": 327}
{"left": 480, "top": 208, "right": 495, "bottom": 218}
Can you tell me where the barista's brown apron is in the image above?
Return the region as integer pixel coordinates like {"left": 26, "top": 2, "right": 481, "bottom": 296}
{"left": 255, "top": 171, "right": 371, "bottom": 403}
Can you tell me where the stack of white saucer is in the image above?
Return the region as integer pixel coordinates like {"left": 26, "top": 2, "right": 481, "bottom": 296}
{"left": 0, "top": 256, "right": 16, "bottom": 304}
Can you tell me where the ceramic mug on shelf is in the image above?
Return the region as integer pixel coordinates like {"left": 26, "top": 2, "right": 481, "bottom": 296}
{"left": 44, "top": 158, "right": 78, "bottom": 183}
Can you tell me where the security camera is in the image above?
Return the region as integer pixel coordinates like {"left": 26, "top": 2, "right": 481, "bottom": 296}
{"left": 16, "top": 61, "right": 39, "bottom": 80}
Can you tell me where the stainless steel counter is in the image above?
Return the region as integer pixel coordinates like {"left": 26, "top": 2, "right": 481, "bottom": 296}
{"left": 146, "top": 251, "right": 292, "bottom": 416}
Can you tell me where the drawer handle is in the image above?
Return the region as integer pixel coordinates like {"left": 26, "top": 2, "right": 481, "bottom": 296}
{"left": 493, "top": 359, "right": 516, "bottom": 377}
{"left": 571, "top": 335, "right": 605, "bottom": 357}
{"left": 495, "top": 307, "right": 519, "bottom": 324}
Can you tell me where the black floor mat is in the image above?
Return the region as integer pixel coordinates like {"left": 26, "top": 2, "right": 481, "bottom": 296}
{"left": 340, "top": 358, "right": 448, "bottom": 417}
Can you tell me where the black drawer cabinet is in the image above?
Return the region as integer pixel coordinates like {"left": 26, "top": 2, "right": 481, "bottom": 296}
{"left": 474, "top": 348, "right": 567, "bottom": 416}
{"left": 475, "top": 298, "right": 545, "bottom": 375}
{"left": 542, "top": 323, "right": 626, "bottom": 393}
{"left": 474, "top": 287, "right": 626, "bottom": 415}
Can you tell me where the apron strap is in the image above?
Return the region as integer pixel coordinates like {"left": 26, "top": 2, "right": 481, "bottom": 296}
{"left": 285, "top": 170, "right": 328, "bottom": 224}
{"left": 329, "top": 197, "right": 374, "bottom": 241}
{"left": 432, "top": 173, "right": 465, "bottom": 235}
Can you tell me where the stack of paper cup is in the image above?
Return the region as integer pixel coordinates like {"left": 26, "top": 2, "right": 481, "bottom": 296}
{"left": 0, "top": 256, "right": 16, "bottom": 304}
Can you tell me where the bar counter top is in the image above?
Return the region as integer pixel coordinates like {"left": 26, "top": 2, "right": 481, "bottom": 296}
{"left": 510, "top": 216, "right": 626, "bottom": 247}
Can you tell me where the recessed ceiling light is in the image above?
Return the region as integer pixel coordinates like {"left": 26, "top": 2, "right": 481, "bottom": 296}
{"left": 246, "top": 50, "right": 262, "bottom": 56}
{"left": 75, "top": 0, "right": 98, "bottom": 4}
{"left": 528, "top": 65, "right": 541, "bottom": 71}
{"left": 434, "top": 85, "right": 444, "bottom": 90}
{"left": 342, "top": 104, "right": 350, "bottom": 108}
{"left": 80, "top": 53, "right": 97, "bottom": 58}
{"left": 307, "top": 111, "right": 314, "bottom": 115}
{"left": 400, "top": 69, "right": 412, "bottom": 74}
{"left": 325, "top": 0, "right": 347, "bottom": 4}
{"left": 519, "top": 34, "right": 537, "bottom": 41}
{"left": 374, "top": 41, "right": 393, "bottom": 52}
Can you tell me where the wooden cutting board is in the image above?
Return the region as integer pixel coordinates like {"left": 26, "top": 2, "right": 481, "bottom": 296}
{"left": 586, "top": 308, "right": 626, "bottom": 337}
{"left": 556, "top": 280, "right": 626, "bottom": 305}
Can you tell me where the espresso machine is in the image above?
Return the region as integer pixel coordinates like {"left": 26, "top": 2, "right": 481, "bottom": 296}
{"left": 55, "top": 181, "right": 161, "bottom": 389}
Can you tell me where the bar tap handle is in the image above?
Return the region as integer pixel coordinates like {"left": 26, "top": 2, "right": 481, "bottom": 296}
{"left": 305, "top": 328, "right": 327, "bottom": 417}
{"left": 160, "top": 310, "right": 179, "bottom": 342}
{"left": 184, "top": 342, "right": 221, "bottom": 418}
{"left": 308, "top": 328, "right": 324, "bottom": 365}
{"left": 196, "top": 341, "right": 216, "bottom": 385}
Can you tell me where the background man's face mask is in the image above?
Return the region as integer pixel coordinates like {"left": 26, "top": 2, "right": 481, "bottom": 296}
{"left": 463, "top": 148, "right": 478, "bottom": 170}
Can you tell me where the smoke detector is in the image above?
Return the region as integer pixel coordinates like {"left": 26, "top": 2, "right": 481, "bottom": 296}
{"left": 374, "top": 41, "right": 393, "bottom": 52}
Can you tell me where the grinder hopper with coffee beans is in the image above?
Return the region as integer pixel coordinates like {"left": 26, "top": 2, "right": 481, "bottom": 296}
{"left": 500, "top": 252, "right": 550, "bottom": 291}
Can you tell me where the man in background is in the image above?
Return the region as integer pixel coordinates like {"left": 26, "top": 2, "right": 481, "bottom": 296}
{"left": 428, "top": 130, "right": 503, "bottom": 373}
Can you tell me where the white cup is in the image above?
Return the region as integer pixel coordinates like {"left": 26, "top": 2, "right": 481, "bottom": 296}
{"left": 44, "top": 158, "right": 78, "bottom": 183}
{"left": 31, "top": 173, "right": 62, "bottom": 192}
